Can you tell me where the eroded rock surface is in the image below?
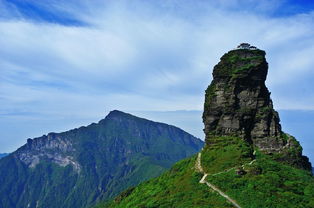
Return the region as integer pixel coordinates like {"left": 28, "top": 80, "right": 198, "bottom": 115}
{"left": 203, "top": 47, "right": 311, "bottom": 170}
{"left": 14, "top": 133, "right": 80, "bottom": 172}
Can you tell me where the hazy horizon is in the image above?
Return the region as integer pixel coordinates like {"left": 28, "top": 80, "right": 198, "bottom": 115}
{"left": 1, "top": 109, "right": 313, "bottom": 165}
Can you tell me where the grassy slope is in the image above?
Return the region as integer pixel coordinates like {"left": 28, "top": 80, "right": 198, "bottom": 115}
{"left": 207, "top": 151, "right": 314, "bottom": 208}
{"left": 201, "top": 136, "right": 253, "bottom": 174}
{"left": 103, "top": 155, "right": 233, "bottom": 208}
{"left": 104, "top": 136, "right": 314, "bottom": 208}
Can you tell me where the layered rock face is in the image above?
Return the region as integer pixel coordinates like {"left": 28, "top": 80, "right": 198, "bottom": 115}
{"left": 203, "top": 47, "right": 311, "bottom": 170}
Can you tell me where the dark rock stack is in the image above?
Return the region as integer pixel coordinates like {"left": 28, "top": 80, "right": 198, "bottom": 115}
{"left": 203, "top": 46, "right": 311, "bottom": 171}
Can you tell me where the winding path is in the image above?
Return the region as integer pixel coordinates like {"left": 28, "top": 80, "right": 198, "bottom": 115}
{"left": 196, "top": 152, "right": 242, "bottom": 208}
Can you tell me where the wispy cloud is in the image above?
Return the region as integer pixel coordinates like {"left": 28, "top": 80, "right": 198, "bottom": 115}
{"left": 1, "top": 0, "right": 314, "bottom": 152}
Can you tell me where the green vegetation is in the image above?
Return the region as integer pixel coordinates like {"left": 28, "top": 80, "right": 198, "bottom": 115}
{"left": 268, "top": 134, "right": 309, "bottom": 170}
{"left": 106, "top": 136, "right": 314, "bottom": 208}
{"left": 204, "top": 84, "right": 216, "bottom": 109}
{"left": 281, "top": 132, "right": 290, "bottom": 141}
{"left": 213, "top": 49, "right": 265, "bottom": 78}
{"left": 202, "top": 136, "right": 253, "bottom": 174}
{"left": 0, "top": 111, "right": 203, "bottom": 208}
{"left": 233, "top": 63, "right": 256, "bottom": 74}
{"left": 206, "top": 151, "right": 314, "bottom": 208}
{"left": 255, "top": 106, "right": 273, "bottom": 119}
{"left": 227, "top": 54, "right": 264, "bottom": 65}
{"left": 104, "top": 155, "right": 233, "bottom": 208}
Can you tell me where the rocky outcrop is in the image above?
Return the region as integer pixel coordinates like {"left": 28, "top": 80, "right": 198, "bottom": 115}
{"left": 203, "top": 47, "right": 311, "bottom": 171}
{"left": 14, "top": 132, "right": 80, "bottom": 172}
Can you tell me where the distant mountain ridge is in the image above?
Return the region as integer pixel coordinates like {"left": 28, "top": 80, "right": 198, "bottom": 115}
{"left": 0, "top": 153, "right": 8, "bottom": 159}
{"left": 0, "top": 110, "right": 203, "bottom": 208}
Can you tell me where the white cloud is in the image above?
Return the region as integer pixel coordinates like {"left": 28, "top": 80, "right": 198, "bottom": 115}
{"left": 1, "top": 1, "right": 314, "bottom": 152}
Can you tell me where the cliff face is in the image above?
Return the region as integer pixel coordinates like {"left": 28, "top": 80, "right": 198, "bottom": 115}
{"left": 15, "top": 133, "right": 80, "bottom": 171}
{"left": 203, "top": 48, "right": 311, "bottom": 170}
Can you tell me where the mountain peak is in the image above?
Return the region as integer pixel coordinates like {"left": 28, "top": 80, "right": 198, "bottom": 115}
{"left": 102, "top": 110, "right": 138, "bottom": 122}
{"left": 108, "top": 109, "right": 126, "bottom": 115}
{"left": 106, "top": 110, "right": 129, "bottom": 118}
{"left": 0, "top": 110, "right": 203, "bottom": 208}
{"left": 103, "top": 110, "right": 150, "bottom": 124}
{"left": 203, "top": 46, "right": 311, "bottom": 171}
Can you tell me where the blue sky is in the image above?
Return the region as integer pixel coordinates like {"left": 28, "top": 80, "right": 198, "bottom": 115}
{"left": 0, "top": 0, "right": 314, "bottom": 163}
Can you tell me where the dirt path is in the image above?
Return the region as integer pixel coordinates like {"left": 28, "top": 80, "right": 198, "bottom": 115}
{"left": 196, "top": 152, "right": 242, "bottom": 208}
{"left": 195, "top": 152, "right": 204, "bottom": 173}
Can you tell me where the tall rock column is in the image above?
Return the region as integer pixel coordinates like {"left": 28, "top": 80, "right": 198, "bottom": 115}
{"left": 203, "top": 45, "right": 311, "bottom": 170}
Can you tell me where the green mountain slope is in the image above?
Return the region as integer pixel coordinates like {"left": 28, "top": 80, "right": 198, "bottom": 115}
{"left": 204, "top": 150, "right": 314, "bottom": 207}
{"left": 0, "top": 110, "right": 203, "bottom": 208}
{"left": 104, "top": 45, "right": 314, "bottom": 208}
{"left": 106, "top": 138, "right": 314, "bottom": 208}
{"left": 102, "top": 155, "right": 233, "bottom": 208}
